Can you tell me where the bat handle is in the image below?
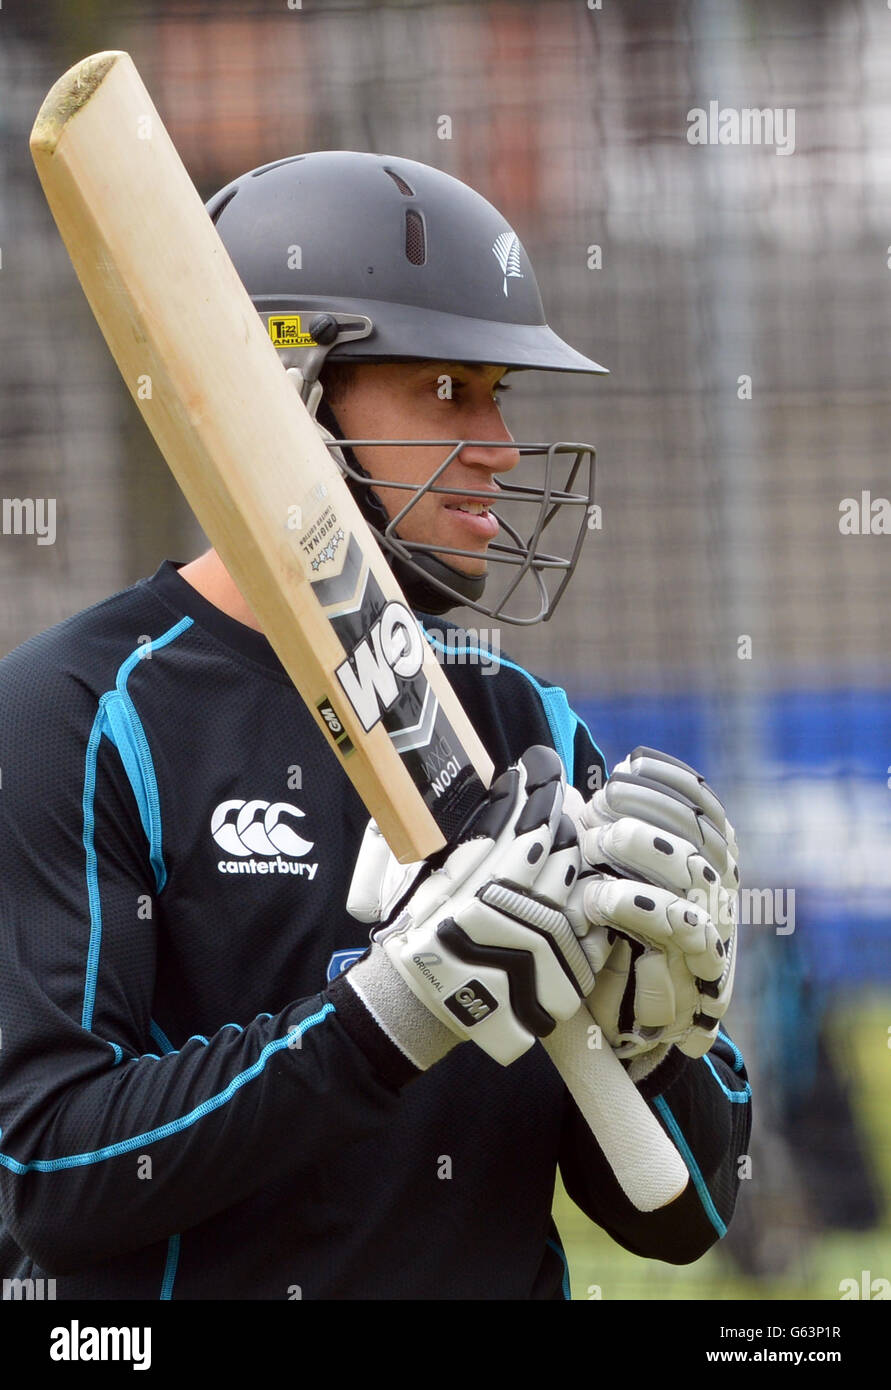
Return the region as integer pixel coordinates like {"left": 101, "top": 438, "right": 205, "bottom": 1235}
{"left": 542, "top": 1010, "right": 689, "bottom": 1212}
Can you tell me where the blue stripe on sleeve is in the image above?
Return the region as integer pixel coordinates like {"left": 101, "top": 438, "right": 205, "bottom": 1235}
{"left": 160, "top": 1233, "right": 181, "bottom": 1301}
{"left": 150, "top": 1020, "right": 176, "bottom": 1056}
{"left": 0, "top": 1004, "right": 335, "bottom": 1175}
{"left": 718, "top": 1026, "right": 747, "bottom": 1075}
{"left": 545, "top": 1236, "right": 572, "bottom": 1300}
{"left": 81, "top": 705, "right": 111, "bottom": 1031}
{"left": 80, "top": 618, "right": 192, "bottom": 1032}
{"left": 703, "top": 1053, "right": 751, "bottom": 1103}
{"left": 102, "top": 617, "right": 194, "bottom": 895}
{"left": 652, "top": 1094, "right": 727, "bottom": 1238}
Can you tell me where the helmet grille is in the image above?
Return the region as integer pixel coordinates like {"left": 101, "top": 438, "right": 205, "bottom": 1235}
{"left": 405, "top": 209, "right": 426, "bottom": 265}
{"left": 384, "top": 167, "right": 415, "bottom": 196}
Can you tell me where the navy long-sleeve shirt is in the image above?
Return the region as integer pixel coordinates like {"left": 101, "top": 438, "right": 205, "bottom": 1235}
{"left": 0, "top": 561, "right": 751, "bottom": 1299}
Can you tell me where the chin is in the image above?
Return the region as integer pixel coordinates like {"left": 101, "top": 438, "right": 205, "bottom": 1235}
{"left": 436, "top": 551, "right": 488, "bottom": 578}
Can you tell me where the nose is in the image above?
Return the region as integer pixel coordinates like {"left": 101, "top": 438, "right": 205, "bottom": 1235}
{"left": 458, "top": 398, "right": 521, "bottom": 475}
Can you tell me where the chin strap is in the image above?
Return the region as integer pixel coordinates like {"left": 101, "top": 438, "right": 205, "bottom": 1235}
{"left": 312, "top": 394, "right": 486, "bottom": 616}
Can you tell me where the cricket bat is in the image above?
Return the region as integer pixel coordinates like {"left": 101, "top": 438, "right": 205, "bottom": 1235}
{"left": 30, "top": 51, "right": 689, "bottom": 1213}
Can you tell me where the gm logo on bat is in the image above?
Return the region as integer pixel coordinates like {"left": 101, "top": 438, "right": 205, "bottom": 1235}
{"left": 335, "top": 600, "right": 425, "bottom": 732}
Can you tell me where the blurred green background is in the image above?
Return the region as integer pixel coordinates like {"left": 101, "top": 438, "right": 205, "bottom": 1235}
{"left": 558, "top": 997, "right": 890, "bottom": 1298}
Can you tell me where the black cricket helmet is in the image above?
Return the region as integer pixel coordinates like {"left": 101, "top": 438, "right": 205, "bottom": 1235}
{"left": 207, "top": 151, "right": 607, "bottom": 623}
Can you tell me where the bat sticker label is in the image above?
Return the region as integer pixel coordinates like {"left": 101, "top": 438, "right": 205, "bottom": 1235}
{"left": 430, "top": 757, "right": 461, "bottom": 795}
{"left": 317, "top": 698, "right": 354, "bottom": 753}
{"left": 316, "top": 558, "right": 482, "bottom": 833}
{"left": 297, "top": 502, "right": 344, "bottom": 570}
{"left": 335, "top": 600, "right": 425, "bottom": 732}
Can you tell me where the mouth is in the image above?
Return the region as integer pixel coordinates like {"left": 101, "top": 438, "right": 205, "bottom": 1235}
{"left": 443, "top": 496, "right": 499, "bottom": 540}
{"left": 445, "top": 500, "right": 492, "bottom": 516}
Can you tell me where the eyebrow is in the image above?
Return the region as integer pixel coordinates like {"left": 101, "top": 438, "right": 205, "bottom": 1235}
{"left": 410, "top": 362, "right": 509, "bottom": 382}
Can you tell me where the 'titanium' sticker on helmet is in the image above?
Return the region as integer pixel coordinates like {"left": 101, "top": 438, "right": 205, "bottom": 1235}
{"left": 268, "top": 314, "right": 319, "bottom": 348}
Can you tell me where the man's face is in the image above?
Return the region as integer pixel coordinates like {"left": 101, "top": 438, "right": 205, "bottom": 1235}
{"left": 329, "top": 361, "right": 519, "bottom": 577}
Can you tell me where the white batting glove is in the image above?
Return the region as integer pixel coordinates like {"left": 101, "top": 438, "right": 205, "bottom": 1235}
{"left": 347, "top": 819, "right": 425, "bottom": 925}
{"left": 567, "top": 747, "right": 739, "bottom": 1063}
{"left": 345, "top": 746, "right": 594, "bottom": 1068}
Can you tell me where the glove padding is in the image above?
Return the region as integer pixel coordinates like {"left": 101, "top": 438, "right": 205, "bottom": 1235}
{"left": 347, "top": 818, "right": 425, "bottom": 925}
{"left": 353, "top": 746, "right": 594, "bottom": 1067}
{"left": 568, "top": 747, "right": 739, "bottom": 1061}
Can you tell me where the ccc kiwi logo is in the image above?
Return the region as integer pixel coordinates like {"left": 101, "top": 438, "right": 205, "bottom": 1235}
{"left": 211, "top": 799, "right": 314, "bottom": 858}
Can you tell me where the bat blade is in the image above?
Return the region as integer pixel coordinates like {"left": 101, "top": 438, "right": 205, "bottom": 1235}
{"left": 30, "top": 51, "right": 688, "bottom": 1211}
{"left": 30, "top": 50, "right": 491, "bottom": 866}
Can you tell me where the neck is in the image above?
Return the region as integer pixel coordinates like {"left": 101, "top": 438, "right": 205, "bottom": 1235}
{"left": 177, "top": 550, "right": 262, "bottom": 631}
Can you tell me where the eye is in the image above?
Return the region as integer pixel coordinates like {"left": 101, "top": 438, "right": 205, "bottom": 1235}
{"left": 431, "top": 375, "right": 464, "bottom": 400}
{"left": 433, "top": 375, "right": 511, "bottom": 401}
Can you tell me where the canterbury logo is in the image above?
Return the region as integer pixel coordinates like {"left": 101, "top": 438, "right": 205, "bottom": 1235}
{"left": 335, "top": 600, "right": 425, "bottom": 733}
{"left": 211, "top": 799, "right": 314, "bottom": 858}
{"left": 492, "top": 231, "right": 524, "bottom": 296}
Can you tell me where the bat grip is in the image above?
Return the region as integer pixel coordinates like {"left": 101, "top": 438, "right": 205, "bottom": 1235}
{"left": 542, "top": 1010, "right": 689, "bottom": 1212}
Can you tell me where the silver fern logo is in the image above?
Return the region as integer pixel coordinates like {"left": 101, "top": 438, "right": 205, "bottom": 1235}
{"left": 492, "top": 231, "right": 524, "bottom": 296}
